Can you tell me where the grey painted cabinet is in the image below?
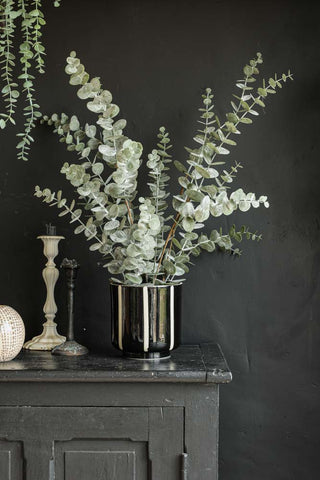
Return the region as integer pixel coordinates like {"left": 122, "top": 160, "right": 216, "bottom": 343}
{"left": 0, "top": 343, "right": 231, "bottom": 480}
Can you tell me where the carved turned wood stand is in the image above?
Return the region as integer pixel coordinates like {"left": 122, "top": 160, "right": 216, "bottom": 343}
{"left": 0, "top": 343, "right": 232, "bottom": 480}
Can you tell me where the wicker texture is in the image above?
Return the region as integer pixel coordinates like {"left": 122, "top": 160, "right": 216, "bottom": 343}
{"left": 0, "top": 306, "right": 25, "bottom": 362}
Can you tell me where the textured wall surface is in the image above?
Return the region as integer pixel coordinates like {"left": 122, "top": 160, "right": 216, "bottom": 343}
{"left": 0, "top": 0, "right": 319, "bottom": 478}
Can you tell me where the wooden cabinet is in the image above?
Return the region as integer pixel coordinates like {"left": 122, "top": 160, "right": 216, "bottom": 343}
{"left": 0, "top": 343, "right": 231, "bottom": 480}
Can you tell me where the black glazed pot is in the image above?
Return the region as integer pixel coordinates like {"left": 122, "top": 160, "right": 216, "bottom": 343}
{"left": 110, "top": 283, "right": 182, "bottom": 359}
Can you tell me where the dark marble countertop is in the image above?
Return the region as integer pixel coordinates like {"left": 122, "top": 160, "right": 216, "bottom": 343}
{"left": 0, "top": 343, "right": 232, "bottom": 384}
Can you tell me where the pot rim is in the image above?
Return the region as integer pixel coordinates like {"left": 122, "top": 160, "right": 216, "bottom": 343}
{"left": 109, "top": 281, "right": 183, "bottom": 288}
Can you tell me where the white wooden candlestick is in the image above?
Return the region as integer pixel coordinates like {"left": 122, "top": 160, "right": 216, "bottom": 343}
{"left": 24, "top": 235, "right": 66, "bottom": 350}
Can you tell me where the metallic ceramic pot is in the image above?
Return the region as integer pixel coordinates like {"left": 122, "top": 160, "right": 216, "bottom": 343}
{"left": 110, "top": 283, "right": 182, "bottom": 359}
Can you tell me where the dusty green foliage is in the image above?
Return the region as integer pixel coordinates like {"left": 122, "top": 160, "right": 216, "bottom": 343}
{"left": 0, "top": 0, "right": 62, "bottom": 160}
{"left": 0, "top": 0, "right": 19, "bottom": 129}
{"left": 36, "top": 51, "right": 293, "bottom": 285}
{"left": 146, "top": 127, "right": 172, "bottom": 263}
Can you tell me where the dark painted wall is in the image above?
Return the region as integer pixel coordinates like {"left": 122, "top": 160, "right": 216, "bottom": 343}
{"left": 0, "top": 0, "right": 319, "bottom": 478}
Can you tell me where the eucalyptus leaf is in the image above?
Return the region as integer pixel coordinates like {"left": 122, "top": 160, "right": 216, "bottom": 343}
{"left": 195, "top": 165, "right": 210, "bottom": 178}
{"left": 174, "top": 160, "right": 187, "bottom": 173}
{"left": 182, "top": 217, "right": 195, "bottom": 232}
{"left": 89, "top": 243, "right": 101, "bottom": 251}
{"left": 85, "top": 124, "right": 97, "bottom": 138}
{"left": 69, "top": 115, "right": 80, "bottom": 131}
{"left": 98, "top": 144, "right": 117, "bottom": 156}
{"left": 125, "top": 273, "right": 142, "bottom": 284}
{"left": 163, "top": 259, "right": 176, "bottom": 275}
{"left": 92, "top": 162, "right": 104, "bottom": 175}
{"left": 186, "top": 189, "right": 204, "bottom": 202}
{"left": 104, "top": 220, "right": 120, "bottom": 231}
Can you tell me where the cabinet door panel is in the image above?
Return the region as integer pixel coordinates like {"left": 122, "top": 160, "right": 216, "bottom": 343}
{"left": 0, "top": 406, "right": 149, "bottom": 480}
{"left": 0, "top": 406, "right": 184, "bottom": 480}
{"left": 66, "top": 451, "right": 135, "bottom": 480}
{"left": 0, "top": 441, "right": 23, "bottom": 480}
{"left": 55, "top": 439, "right": 148, "bottom": 480}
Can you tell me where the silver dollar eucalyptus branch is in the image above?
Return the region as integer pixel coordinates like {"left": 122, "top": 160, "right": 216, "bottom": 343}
{"left": 35, "top": 51, "right": 293, "bottom": 285}
{"left": 0, "top": 0, "right": 62, "bottom": 160}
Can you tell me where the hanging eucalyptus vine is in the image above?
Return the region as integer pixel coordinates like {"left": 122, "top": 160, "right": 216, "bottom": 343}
{"left": 0, "top": 0, "right": 61, "bottom": 160}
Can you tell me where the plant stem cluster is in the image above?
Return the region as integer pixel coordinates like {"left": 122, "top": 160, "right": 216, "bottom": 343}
{"left": 0, "top": 0, "right": 62, "bottom": 160}
{"left": 35, "top": 51, "right": 293, "bottom": 285}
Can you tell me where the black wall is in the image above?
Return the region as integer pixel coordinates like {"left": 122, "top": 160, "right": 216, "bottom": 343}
{"left": 1, "top": 0, "right": 319, "bottom": 478}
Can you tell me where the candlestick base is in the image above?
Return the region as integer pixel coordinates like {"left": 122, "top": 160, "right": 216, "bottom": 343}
{"left": 52, "top": 340, "right": 88, "bottom": 356}
{"left": 23, "top": 322, "right": 66, "bottom": 351}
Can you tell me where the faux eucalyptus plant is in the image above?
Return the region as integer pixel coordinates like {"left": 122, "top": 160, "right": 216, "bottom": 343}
{"left": 0, "top": 0, "right": 61, "bottom": 160}
{"left": 35, "top": 51, "right": 293, "bottom": 285}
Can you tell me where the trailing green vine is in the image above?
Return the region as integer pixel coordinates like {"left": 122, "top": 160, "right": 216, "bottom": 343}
{"left": 0, "top": 0, "right": 62, "bottom": 160}
{"left": 0, "top": 0, "right": 19, "bottom": 129}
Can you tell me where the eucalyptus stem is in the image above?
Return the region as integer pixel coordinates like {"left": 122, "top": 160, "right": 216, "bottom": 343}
{"left": 154, "top": 88, "right": 213, "bottom": 280}
{"left": 0, "top": 0, "right": 18, "bottom": 129}
{"left": 16, "top": 0, "right": 39, "bottom": 161}
{"left": 32, "top": 0, "right": 46, "bottom": 73}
